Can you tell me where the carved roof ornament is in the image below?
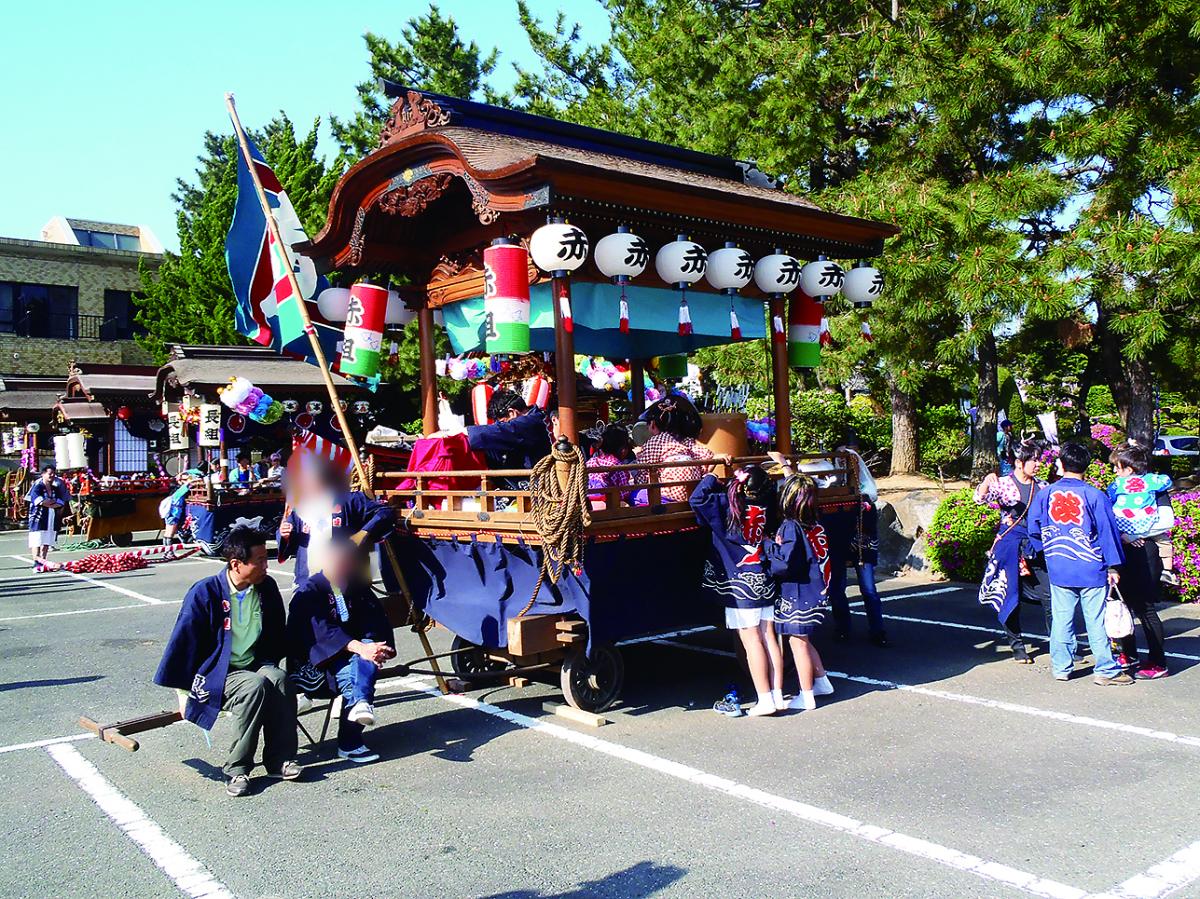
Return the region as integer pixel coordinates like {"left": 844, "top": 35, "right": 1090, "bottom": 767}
{"left": 347, "top": 208, "right": 367, "bottom": 267}
{"left": 375, "top": 172, "right": 455, "bottom": 217}
{"left": 378, "top": 90, "right": 452, "bottom": 146}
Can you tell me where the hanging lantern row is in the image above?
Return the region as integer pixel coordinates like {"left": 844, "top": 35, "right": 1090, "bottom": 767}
{"left": 315, "top": 285, "right": 415, "bottom": 328}
{"left": 528, "top": 221, "right": 886, "bottom": 342}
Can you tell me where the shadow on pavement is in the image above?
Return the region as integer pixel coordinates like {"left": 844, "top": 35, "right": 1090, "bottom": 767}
{"left": 480, "top": 861, "right": 687, "bottom": 898}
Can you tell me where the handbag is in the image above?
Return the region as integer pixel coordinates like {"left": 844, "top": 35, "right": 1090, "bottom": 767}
{"left": 1103, "top": 585, "right": 1135, "bottom": 640}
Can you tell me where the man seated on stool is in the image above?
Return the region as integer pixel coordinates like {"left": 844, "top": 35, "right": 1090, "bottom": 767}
{"left": 154, "top": 526, "right": 301, "bottom": 797}
{"left": 287, "top": 537, "right": 396, "bottom": 764}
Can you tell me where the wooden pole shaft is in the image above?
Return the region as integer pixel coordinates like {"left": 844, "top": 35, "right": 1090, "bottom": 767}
{"left": 417, "top": 307, "right": 438, "bottom": 436}
{"left": 225, "top": 94, "right": 447, "bottom": 693}
{"left": 629, "top": 359, "right": 646, "bottom": 417}
{"left": 551, "top": 277, "right": 578, "bottom": 443}
{"left": 770, "top": 296, "right": 792, "bottom": 455}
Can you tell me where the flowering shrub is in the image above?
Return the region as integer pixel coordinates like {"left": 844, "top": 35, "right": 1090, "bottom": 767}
{"left": 927, "top": 489, "right": 1000, "bottom": 582}
{"left": 1172, "top": 491, "right": 1200, "bottom": 604}
{"left": 1090, "top": 423, "right": 1124, "bottom": 449}
{"left": 1084, "top": 459, "right": 1114, "bottom": 491}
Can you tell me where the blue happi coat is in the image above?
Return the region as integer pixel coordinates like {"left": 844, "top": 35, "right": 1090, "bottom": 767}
{"left": 27, "top": 478, "right": 72, "bottom": 533}
{"left": 276, "top": 490, "right": 395, "bottom": 583}
{"left": 466, "top": 409, "right": 551, "bottom": 471}
{"left": 689, "top": 474, "right": 776, "bottom": 609}
{"left": 1028, "top": 479, "right": 1124, "bottom": 589}
{"left": 153, "top": 572, "right": 287, "bottom": 729}
{"left": 286, "top": 572, "right": 395, "bottom": 693}
{"left": 765, "top": 520, "right": 832, "bottom": 632}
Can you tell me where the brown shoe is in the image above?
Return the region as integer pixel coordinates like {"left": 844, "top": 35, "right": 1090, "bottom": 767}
{"left": 1095, "top": 673, "right": 1135, "bottom": 685}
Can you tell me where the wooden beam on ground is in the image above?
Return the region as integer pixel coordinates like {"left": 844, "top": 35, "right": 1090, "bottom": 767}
{"left": 542, "top": 702, "right": 609, "bottom": 728}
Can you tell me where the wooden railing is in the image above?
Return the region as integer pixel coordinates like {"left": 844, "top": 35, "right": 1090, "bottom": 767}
{"left": 374, "top": 451, "right": 861, "bottom": 542}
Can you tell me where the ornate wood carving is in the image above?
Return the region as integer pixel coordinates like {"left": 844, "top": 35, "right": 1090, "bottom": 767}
{"left": 347, "top": 208, "right": 367, "bottom": 267}
{"left": 458, "top": 172, "right": 501, "bottom": 225}
{"left": 376, "top": 172, "right": 454, "bottom": 217}
{"left": 378, "top": 91, "right": 452, "bottom": 146}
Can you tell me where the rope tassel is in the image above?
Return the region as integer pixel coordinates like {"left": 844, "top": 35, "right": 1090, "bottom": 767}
{"left": 729, "top": 304, "right": 742, "bottom": 342}
{"left": 619, "top": 291, "right": 630, "bottom": 334}
{"left": 678, "top": 297, "right": 693, "bottom": 336}
{"left": 558, "top": 288, "right": 573, "bottom": 334}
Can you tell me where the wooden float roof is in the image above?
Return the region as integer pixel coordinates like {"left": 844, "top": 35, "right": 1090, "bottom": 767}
{"left": 303, "top": 84, "right": 898, "bottom": 301}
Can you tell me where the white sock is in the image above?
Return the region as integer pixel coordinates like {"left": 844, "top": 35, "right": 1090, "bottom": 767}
{"left": 813, "top": 675, "right": 834, "bottom": 696}
{"left": 747, "top": 692, "right": 777, "bottom": 716}
{"left": 787, "top": 690, "right": 817, "bottom": 711}
{"left": 771, "top": 688, "right": 784, "bottom": 709}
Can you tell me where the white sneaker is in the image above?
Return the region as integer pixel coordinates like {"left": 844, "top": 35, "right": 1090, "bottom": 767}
{"left": 347, "top": 701, "right": 375, "bottom": 726}
{"left": 812, "top": 676, "right": 834, "bottom": 696}
{"left": 337, "top": 745, "right": 380, "bottom": 764}
{"left": 787, "top": 693, "right": 817, "bottom": 711}
{"left": 746, "top": 701, "right": 777, "bottom": 717}
{"left": 296, "top": 694, "right": 314, "bottom": 714}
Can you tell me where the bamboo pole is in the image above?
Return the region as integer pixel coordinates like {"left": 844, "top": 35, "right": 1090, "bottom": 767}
{"left": 225, "top": 94, "right": 447, "bottom": 693}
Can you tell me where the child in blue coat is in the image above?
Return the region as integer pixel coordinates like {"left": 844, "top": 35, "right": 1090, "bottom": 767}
{"left": 766, "top": 471, "right": 835, "bottom": 711}
{"left": 690, "top": 465, "right": 784, "bottom": 717}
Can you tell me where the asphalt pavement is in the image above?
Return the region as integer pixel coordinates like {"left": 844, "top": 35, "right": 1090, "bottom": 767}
{"left": 1, "top": 528, "right": 1199, "bottom": 899}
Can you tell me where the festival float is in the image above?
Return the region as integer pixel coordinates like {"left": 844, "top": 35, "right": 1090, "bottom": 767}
{"left": 300, "top": 85, "right": 896, "bottom": 712}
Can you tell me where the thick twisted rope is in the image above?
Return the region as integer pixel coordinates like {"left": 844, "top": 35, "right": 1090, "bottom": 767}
{"left": 519, "top": 440, "right": 592, "bottom": 616}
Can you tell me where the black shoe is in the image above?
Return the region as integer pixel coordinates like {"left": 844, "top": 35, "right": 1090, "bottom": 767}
{"left": 226, "top": 774, "right": 251, "bottom": 797}
{"left": 869, "top": 632, "right": 890, "bottom": 648}
{"left": 1012, "top": 645, "right": 1033, "bottom": 664}
{"left": 834, "top": 629, "right": 850, "bottom": 643}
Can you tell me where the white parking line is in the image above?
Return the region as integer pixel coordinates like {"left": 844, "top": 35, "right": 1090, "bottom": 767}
{"left": 396, "top": 675, "right": 1083, "bottom": 898}
{"left": 0, "top": 733, "right": 95, "bottom": 755}
{"left": 47, "top": 743, "right": 232, "bottom": 898}
{"left": 0, "top": 602, "right": 166, "bottom": 623}
{"left": 651, "top": 639, "right": 1200, "bottom": 750}
{"left": 860, "top": 610, "right": 1200, "bottom": 664}
{"left": 851, "top": 584, "right": 966, "bottom": 607}
{"left": 1092, "top": 839, "right": 1200, "bottom": 899}
{"left": 6, "top": 555, "right": 165, "bottom": 604}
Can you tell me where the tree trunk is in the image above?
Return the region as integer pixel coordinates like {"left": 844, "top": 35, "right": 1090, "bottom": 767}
{"left": 1096, "top": 301, "right": 1155, "bottom": 445}
{"left": 889, "top": 378, "right": 919, "bottom": 475}
{"left": 972, "top": 332, "right": 1000, "bottom": 481}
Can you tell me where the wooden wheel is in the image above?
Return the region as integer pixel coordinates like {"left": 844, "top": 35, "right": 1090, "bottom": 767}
{"left": 449, "top": 635, "right": 508, "bottom": 680}
{"left": 110, "top": 531, "right": 133, "bottom": 547}
{"left": 560, "top": 643, "right": 624, "bottom": 713}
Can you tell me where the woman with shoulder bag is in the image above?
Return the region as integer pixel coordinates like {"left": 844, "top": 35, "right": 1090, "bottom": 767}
{"left": 974, "top": 440, "right": 1053, "bottom": 663}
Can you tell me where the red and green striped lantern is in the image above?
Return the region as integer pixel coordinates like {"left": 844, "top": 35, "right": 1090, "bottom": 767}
{"left": 340, "top": 282, "right": 388, "bottom": 378}
{"left": 788, "top": 291, "right": 823, "bottom": 369}
{"left": 483, "top": 237, "right": 531, "bottom": 354}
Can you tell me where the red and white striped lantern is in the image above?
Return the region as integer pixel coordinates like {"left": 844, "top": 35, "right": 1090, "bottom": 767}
{"left": 341, "top": 282, "right": 388, "bottom": 379}
{"left": 471, "top": 383, "right": 495, "bottom": 425}
{"left": 523, "top": 375, "right": 550, "bottom": 410}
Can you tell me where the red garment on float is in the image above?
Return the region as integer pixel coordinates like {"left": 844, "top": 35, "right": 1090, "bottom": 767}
{"left": 395, "top": 433, "right": 488, "bottom": 492}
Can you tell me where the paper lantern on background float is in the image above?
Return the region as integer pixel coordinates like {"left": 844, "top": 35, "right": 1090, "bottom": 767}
{"left": 483, "top": 237, "right": 532, "bottom": 354}
{"left": 789, "top": 292, "right": 824, "bottom": 369}
{"left": 595, "top": 226, "right": 650, "bottom": 333}
{"left": 523, "top": 375, "right": 551, "bottom": 410}
{"left": 800, "top": 255, "right": 845, "bottom": 300}
{"left": 316, "top": 287, "right": 352, "bottom": 322}
{"left": 655, "top": 235, "right": 707, "bottom": 336}
{"left": 65, "top": 432, "right": 87, "bottom": 469}
{"left": 340, "top": 282, "right": 388, "bottom": 379}
{"left": 842, "top": 261, "right": 884, "bottom": 309}
{"left": 471, "top": 383, "right": 494, "bottom": 425}
{"left": 53, "top": 435, "right": 70, "bottom": 469}
{"left": 706, "top": 242, "right": 755, "bottom": 341}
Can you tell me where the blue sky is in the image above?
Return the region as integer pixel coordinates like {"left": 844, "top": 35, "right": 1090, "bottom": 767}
{"left": 1, "top": 1, "right": 610, "bottom": 252}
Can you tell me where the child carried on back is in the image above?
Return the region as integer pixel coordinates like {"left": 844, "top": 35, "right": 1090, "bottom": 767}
{"left": 1107, "top": 443, "right": 1175, "bottom": 586}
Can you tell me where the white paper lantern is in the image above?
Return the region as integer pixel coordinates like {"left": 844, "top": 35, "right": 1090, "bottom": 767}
{"left": 316, "top": 286, "right": 352, "bottom": 322}
{"left": 385, "top": 290, "right": 414, "bottom": 327}
{"left": 753, "top": 249, "right": 802, "bottom": 296}
{"left": 594, "top": 227, "right": 650, "bottom": 282}
{"left": 54, "top": 435, "right": 70, "bottom": 469}
{"left": 529, "top": 220, "right": 589, "bottom": 276}
{"left": 66, "top": 432, "right": 87, "bottom": 469}
{"left": 800, "top": 255, "right": 845, "bottom": 298}
{"left": 842, "top": 261, "right": 885, "bottom": 308}
{"left": 655, "top": 235, "right": 707, "bottom": 288}
{"left": 705, "top": 243, "right": 755, "bottom": 293}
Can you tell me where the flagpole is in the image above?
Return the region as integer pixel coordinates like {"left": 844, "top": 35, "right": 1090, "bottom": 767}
{"left": 225, "top": 93, "right": 448, "bottom": 693}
